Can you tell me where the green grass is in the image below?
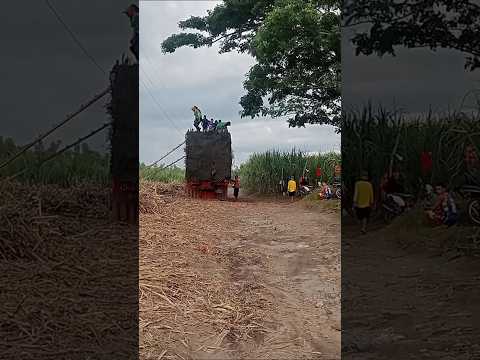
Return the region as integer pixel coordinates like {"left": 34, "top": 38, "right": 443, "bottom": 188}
{"left": 0, "top": 137, "right": 109, "bottom": 186}
{"left": 301, "top": 192, "right": 341, "bottom": 212}
{"left": 238, "top": 149, "right": 340, "bottom": 194}
{"left": 139, "top": 163, "right": 185, "bottom": 183}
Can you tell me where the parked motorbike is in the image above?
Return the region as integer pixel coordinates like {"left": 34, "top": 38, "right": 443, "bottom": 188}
{"left": 382, "top": 192, "right": 414, "bottom": 223}
{"left": 459, "top": 184, "right": 480, "bottom": 225}
{"left": 298, "top": 185, "right": 312, "bottom": 197}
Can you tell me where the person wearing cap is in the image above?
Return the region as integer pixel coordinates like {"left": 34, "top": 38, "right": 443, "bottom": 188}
{"left": 124, "top": 4, "right": 139, "bottom": 60}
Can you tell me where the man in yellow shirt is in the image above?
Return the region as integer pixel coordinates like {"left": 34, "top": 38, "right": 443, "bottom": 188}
{"left": 287, "top": 176, "right": 297, "bottom": 201}
{"left": 353, "top": 170, "right": 374, "bottom": 234}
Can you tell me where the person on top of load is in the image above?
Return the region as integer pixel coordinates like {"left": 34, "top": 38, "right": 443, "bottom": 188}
{"left": 208, "top": 118, "right": 215, "bottom": 131}
{"left": 123, "top": 4, "right": 139, "bottom": 61}
{"left": 191, "top": 106, "right": 202, "bottom": 131}
{"left": 201, "top": 115, "right": 209, "bottom": 132}
{"left": 216, "top": 120, "right": 231, "bottom": 132}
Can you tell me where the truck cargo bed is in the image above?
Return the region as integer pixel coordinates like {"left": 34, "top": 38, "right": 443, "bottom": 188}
{"left": 185, "top": 130, "right": 232, "bottom": 182}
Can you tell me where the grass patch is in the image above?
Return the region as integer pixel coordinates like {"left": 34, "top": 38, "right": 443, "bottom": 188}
{"left": 139, "top": 163, "right": 184, "bottom": 183}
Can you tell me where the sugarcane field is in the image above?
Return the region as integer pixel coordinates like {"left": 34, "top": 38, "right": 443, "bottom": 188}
{"left": 341, "top": 108, "right": 480, "bottom": 358}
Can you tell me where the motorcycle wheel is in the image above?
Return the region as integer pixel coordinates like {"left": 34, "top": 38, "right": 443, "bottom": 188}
{"left": 383, "top": 208, "right": 394, "bottom": 224}
{"left": 335, "top": 188, "right": 341, "bottom": 199}
{"left": 467, "top": 199, "right": 480, "bottom": 226}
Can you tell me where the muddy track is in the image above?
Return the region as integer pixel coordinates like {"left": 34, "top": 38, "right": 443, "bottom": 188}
{"left": 342, "top": 216, "right": 480, "bottom": 359}
{"left": 140, "top": 192, "right": 340, "bottom": 360}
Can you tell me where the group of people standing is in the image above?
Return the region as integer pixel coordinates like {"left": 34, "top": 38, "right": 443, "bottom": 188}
{"left": 191, "top": 106, "right": 230, "bottom": 133}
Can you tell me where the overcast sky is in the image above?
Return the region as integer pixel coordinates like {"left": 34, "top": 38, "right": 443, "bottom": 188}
{"left": 1, "top": 1, "right": 134, "bottom": 152}
{"left": 139, "top": 1, "right": 340, "bottom": 167}
{"left": 342, "top": 26, "right": 480, "bottom": 114}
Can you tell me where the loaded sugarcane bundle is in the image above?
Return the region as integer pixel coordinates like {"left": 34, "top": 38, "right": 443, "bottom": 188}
{"left": 185, "top": 130, "right": 232, "bottom": 182}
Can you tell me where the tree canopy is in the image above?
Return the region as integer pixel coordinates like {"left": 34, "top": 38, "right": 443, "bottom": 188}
{"left": 162, "top": 0, "right": 340, "bottom": 128}
{"left": 343, "top": 0, "right": 480, "bottom": 71}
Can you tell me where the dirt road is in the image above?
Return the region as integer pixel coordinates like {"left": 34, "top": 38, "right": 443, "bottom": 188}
{"left": 342, "top": 213, "right": 480, "bottom": 359}
{"left": 140, "top": 184, "right": 340, "bottom": 359}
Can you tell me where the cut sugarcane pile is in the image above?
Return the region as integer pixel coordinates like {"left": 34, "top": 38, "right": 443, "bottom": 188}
{"left": 0, "top": 181, "right": 137, "bottom": 359}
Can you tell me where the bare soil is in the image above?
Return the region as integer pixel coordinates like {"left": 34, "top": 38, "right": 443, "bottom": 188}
{"left": 342, "top": 211, "right": 480, "bottom": 359}
{"left": 140, "top": 183, "right": 340, "bottom": 359}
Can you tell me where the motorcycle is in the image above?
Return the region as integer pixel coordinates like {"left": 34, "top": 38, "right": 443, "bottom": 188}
{"left": 332, "top": 182, "right": 342, "bottom": 199}
{"left": 459, "top": 184, "right": 480, "bottom": 225}
{"left": 382, "top": 192, "right": 414, "bottom": 223}
{"left": 298, "top": 184, "right": 312, "bottom": 197}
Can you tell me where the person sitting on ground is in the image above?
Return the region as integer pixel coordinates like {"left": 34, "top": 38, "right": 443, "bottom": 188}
{"left": 201, "top": 115, "right": 209, "bottom": 132}
{"left": 287, "top": 176, "right": 297, "bottom": 201}
{"left": 427, "top": 183, "right": 458, "bottom": 227}
{"left": 353, "top": 170, "right": 374, "bottom": 234}
{"left": 423, "top": 184, "right": 437, "bottom": 210}
{"left": 322, "top": 182, "right": 332, "bottom": 200}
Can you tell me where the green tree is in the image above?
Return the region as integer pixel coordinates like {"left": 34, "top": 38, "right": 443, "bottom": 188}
{"left": 162, "top": 0, "right": 340, "bottom": 128}
{"left": 344, "top": 0, "right": 480, "bottom": 71}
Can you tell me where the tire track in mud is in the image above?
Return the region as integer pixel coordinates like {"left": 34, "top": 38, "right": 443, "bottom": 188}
{"left": 140, "top": 194, "right": 340, "bottom": 360}
{"left": 220, "top": 201, "right": 341, "bottom": 359}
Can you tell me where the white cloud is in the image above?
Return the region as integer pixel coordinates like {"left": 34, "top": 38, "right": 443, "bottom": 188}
{"left": 139, "top": 1, "right": 340, "bottom": 166}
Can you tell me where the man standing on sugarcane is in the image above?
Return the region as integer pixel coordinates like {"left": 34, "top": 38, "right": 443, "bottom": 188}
{"left": 191, "top": 106, "right": 202, "bottom": 131}
{"left": 123, "top": 4, "right": 139, "bottom": 61}
{"left": 201, "top": 115, "right": 209, "bottom": 132}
